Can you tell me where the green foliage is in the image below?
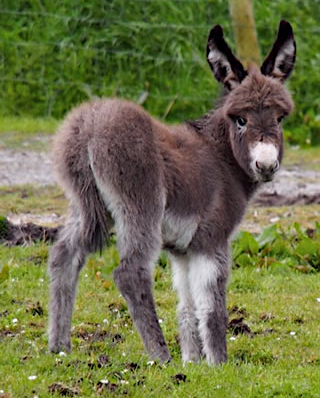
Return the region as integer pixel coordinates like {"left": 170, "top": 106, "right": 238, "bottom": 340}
{"left": 0, "top": 261, "right": 10, "bottom": 296}
{"left": 233, "top": 231, "right": 259, "bottom": 267}
{"left": 0, "top": 0, "right": 228, "bottom": 121}
{"left": 0, "top": 0, "right": 319, "bottom": 146}
{"left": 0, "top": 216, "right": 9, "bottom": 240}
{"left": 0, "top": 263, "right": 9, "bottom": 284}
{"left": 254, "top": 0, "right": 320, "bottom": 146}
{"left": 232, "top": 222, "right": 320, "bottom": 272}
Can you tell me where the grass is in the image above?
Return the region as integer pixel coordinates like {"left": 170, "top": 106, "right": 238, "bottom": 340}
{"left": 0, "top": 185, "right": 66, "bottom": 220}
{"left": 0, "top": 116, "right": 58, "bottom": 135}
{"left": 284, "top": 146, "right": 320, "bottom": 171}
{"left": 0, "top": 184, "right": 320, "bottom": 397}
{"left": 243, "top": 204, "right": 320, "bottom": 233}
{"left": 0, "top": 116, "right": 58, "bottom": 150}
{"left": 0, "top": 240, "right": 320, "bottom": 397}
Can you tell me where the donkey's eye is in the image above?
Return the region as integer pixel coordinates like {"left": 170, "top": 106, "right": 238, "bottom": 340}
{"left": 236, "top": 117, "right": 247, "bottom": 127}
{"left": 277, "top": 116, "right": 284, "bottom": 124}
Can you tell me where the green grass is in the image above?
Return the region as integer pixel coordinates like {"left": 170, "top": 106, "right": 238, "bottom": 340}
{"left": 0, "top": 183, "right": 319, "bottom": 396}
{"left": 0, "top": 240, "right": 320, "bottom": 397}
{"left": 0, "top": 116, "right": 58, "bottom": 150}
{"left": 284, "top": 146, "right": 320, "bottom": 171}
{"left": 0, "top": 185, "right": 66, "bottom": 219}
{"left": 0, "top": 116, "right": 58, "bottom": 135}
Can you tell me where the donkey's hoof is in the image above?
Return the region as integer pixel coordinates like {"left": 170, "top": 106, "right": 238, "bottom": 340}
{"left": 49, "top": 340, "right": 71, "bottom": 354}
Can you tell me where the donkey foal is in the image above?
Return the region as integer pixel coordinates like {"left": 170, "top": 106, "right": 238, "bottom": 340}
{"left": 49, "top": 21, "right": 296, "bottom": 365}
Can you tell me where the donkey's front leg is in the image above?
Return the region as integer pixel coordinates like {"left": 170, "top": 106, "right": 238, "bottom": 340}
{"left": 171, "top": 255, "right": 202, "bottom": 363}
{"left": 189, "top": 251, "right": 229, "bottom": 365}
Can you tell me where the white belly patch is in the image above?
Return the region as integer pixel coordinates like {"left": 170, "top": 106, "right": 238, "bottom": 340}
{"left": 162, "top": 212, "right": 198, "bottom": 251}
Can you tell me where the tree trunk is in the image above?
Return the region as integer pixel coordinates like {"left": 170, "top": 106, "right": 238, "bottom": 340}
{"left": 228, "top": 0, "right": 260, "bottom": 67}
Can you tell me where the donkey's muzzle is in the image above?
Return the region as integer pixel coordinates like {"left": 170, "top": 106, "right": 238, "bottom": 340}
{"left": 255, "top": 159, "right": 279, "bottom": 182}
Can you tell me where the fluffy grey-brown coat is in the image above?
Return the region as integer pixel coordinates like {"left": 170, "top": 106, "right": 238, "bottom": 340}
{"left": 48, "top": 20, "right": 296, "bottom": 364}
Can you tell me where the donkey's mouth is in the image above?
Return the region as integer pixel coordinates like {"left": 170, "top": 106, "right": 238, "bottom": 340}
{"left": 256, "top": 172, "right": 277, "bottom": 183}
{"left": 261, "top": 175, "right": 274, "bottom": 183}
{"left": 252, "top": 169, "right": 276, "bottom": 183}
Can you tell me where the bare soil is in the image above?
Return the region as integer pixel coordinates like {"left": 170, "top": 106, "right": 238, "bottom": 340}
{"left": 0, "top": 217, "right": 60, "bottom": 246}
{"left": 0, "top": 149, "right": 53, "bottom": 186}
{"left": 254, "top": 166, "right": 320, "bottom": 206}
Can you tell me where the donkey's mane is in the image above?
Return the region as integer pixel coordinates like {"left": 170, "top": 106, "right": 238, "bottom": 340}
{"left": 186, "top": 88, "right": 229, "bottom": 133}
{"left": 186, "top": 113, "right": 212, "bottom": 133}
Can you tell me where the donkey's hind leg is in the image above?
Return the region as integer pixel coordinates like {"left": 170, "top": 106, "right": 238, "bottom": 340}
{"left": 171, "top": 255, "right": 202, "bottom": 363}
{"left": 48, "top": 207, "right": 87, "bottom": 353}
{"left": 114, "top": 248, "right": 171, "bottom": 362}
{"left": 89, "top": 138, "right": 171, "bottom": 362}
{"left": 109, "top": 201, "right": 170, "bottom": 362}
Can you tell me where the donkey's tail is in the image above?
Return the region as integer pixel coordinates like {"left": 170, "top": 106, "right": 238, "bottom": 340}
{"left": 79, "top": 179, "right": 112, "bottom": 254}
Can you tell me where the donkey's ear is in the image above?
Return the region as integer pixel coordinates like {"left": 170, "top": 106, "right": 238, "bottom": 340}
{"left": 207, "top": 25, "right": 247, "bottom": 90}
{"left": 261, "top": 20, "right": 296, "bottom": 82}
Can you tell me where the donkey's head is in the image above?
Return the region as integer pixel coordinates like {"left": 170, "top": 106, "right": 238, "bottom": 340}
{"left": 207, "top": 21, "right": 296, "bottom": 182}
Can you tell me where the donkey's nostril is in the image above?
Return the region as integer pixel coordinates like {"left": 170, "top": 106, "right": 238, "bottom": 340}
{"left": 255, "top": 161, "right": 263, "bottom": 171}
{"left": 271, "top": 160, "right": 280, "bottom": 172}
{"left": 254, "top": 159, "right": 279, "bottom": 182}
{"left": 255, "top": 160, "right": 279, "bottom": 174}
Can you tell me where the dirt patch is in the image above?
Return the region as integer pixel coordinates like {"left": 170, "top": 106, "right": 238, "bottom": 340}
{"left": 74, "top": 329, "right": 124, "bottom": 345}
{"left": 0, "top": 329, "right": 19, "bottom": 341}
{"left": 48, "top": 382, "right": 80, "bottom": 396}
{"left": 172, "top": 373, "right": 187, "bottom": 385}
{"left": 7, "top": 213, "right": 65, "bottom": 228}
{"left": 228, "top": 317, "right": 252, "bottom": 336}
{"left": 0, "top": 217, "right": 60, "bottom": 246}
{"left": 255, "top": 167, "right": 320, "bottom": 206}
{"left": 0, "top": 149, "right": 53, "bottom": 186}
